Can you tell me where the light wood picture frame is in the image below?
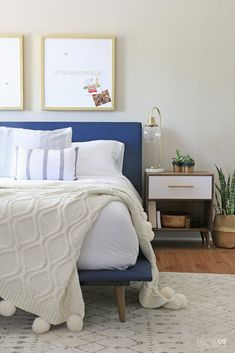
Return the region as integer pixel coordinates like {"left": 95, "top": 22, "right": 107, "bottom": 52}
{"left": 41, "top": 35, "right": 115, "bottom": 111}
{"left": 0, "top": 35, "right": 24, "bottom": 110}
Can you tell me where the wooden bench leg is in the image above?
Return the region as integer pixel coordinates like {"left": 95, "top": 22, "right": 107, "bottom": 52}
{"left": 114, "top": 286, "right": 126, "bottom": 322}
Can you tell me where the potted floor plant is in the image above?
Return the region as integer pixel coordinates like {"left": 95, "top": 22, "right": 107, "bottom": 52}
{"left": 172, "top": 149, "right": 184, "bottom": 172}
{"left": 183, "top": 154, "right": 195, "bottom": 173}
{"left": 212, "top": 165, "right": 235, "bottom": 248}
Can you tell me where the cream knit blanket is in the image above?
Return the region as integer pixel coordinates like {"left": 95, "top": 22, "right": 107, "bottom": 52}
{"left": 0, "top": 181, "right": 186, "bottom": 327}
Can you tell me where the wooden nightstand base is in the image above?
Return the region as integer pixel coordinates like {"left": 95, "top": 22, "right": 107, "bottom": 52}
{"left": 145, "top": 171, "right": 214, "bottom": 250}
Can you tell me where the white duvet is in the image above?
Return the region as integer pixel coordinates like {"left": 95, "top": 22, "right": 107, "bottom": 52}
{"left": 0, "top": 175, "right": 140, "bottom": 270}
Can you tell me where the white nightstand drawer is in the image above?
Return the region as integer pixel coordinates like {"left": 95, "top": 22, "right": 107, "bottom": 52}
{"left": 149, "top": 175, "right": 212, "bottom": 199}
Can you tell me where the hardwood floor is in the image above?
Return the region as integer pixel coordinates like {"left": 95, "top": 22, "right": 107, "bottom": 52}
{"left": 153, "top": 240, "right": 235, "bottom": 274}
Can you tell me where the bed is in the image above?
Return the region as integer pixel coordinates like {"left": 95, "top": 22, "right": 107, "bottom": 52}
{"left": 0, "top": 122, "right": 185, "bottom": 333}
{"left": 0, "top": 122, "right": 153, "bottom": 325}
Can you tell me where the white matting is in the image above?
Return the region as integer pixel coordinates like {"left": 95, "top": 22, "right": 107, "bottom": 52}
{"left": 0, "top": 272, "right": 234, "bottom": 353}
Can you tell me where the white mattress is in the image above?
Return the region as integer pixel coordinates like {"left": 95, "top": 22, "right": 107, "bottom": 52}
{"left": 78, "top": 200, "right": 139, "bottom": 270}
{"left": 0, "top": 176, "right": 140, "bottom": 270}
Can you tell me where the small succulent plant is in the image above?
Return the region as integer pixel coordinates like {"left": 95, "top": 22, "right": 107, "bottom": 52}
{"left": 172, "top": 150, "right": 195, "bottom": 172}
{"left": 183, "top": 154, "right": 195, "bottom": 166}
{"left": 172, "top": 149, "right": 184, "bottom": 166}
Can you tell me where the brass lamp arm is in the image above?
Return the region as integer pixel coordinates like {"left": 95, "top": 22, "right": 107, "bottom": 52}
{"left": 147, "top": 106, "right": 162, "bottom": 131}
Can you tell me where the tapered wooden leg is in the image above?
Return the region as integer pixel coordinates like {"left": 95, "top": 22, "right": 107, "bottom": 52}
{"left": 200, "top": 232, "right": 205, "bottom": 245}
{"left": 202, "top": 231, "right": 210, "bottom": 249}
{"left": 114, "top": 286, "right": 126, "bottom": 322}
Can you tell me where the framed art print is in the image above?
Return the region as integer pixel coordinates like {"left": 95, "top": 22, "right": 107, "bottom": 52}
{"left": 41, "top": 35, "right": 115, "bottom": 110}
{"left": 0, "top": 35, "right": 24, "bottom": 110}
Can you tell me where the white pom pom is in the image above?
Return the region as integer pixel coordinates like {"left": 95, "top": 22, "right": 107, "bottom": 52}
{"left": 67, "top": 315, "right": 83, "bottom": 332}
{"left": 142, "top": 212, "right": 148, "bottom": 221}
{"left": 161, "top": 287, "right": 175, "bottom": 299}
{"left": 0, "top": 300, "right": 16, "bottom": 317}
{"left": 146, "top": 221, "right": 153, "bottom": 231}
{"left": 32, "top": 317, "right": 51, "bottom": 334}
{"left": 163, "top": 297, "right": 182, "bottom": 310}
{"left": 174, "top": 293, "right": 187, "bottom": 308}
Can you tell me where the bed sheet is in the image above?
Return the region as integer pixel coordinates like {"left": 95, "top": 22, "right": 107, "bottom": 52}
{"left": 0, "top": 176, "right": 140, "bottom": 270}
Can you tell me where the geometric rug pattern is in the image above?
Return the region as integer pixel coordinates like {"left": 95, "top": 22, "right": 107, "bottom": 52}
{"left": 0, "top": 272, "right": 235, "bottom": 353}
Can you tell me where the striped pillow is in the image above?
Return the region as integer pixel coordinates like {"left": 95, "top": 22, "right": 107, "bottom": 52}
{"left": 15, "top": 146, "right": 78, "bottom": 180}
{"left": 0, "top": 126, "right": 72, "bottom": 178}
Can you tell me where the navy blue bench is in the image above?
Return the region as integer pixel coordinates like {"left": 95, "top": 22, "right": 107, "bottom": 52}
{"left": 78, "top": 255, "right": 152, "bottom": 322}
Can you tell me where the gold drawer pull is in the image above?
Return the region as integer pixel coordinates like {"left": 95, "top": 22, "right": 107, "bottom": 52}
{"left": 168, "top": 185, "right": 194, "bottom": 188}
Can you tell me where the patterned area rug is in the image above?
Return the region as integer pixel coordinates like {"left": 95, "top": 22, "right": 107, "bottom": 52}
{"left": 0, "top": 272, "right": 235, "bottom": 353}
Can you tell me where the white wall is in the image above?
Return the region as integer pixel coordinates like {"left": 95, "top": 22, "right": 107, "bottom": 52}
{"left": 0, "top": 0, "right": 235, "bottom": 176}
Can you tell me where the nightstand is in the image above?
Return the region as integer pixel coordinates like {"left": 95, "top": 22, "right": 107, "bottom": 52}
{"left": 144, "top": 171, "right": 214, "bottom": 249}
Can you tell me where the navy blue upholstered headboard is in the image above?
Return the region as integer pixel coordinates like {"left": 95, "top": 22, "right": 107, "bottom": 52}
{"left": 0, "top": 122, "right": 142, "bottom": 195}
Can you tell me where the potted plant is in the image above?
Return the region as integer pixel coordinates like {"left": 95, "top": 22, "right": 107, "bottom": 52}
{"left": 212, "top": 165, "right": 235, "bottom": 248}
{"left": 172, "top": 149, "right": 184, "bottom": 172}
{"left": 183, "top": 154, "right": 195, "bottom": 173}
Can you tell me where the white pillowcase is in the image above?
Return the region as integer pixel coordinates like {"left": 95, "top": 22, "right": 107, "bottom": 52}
{"left": 0, "top": 126, "right": 72, "bottom": 178}
{"left": 72, "top": 140, "right": 125, "bottom": 176}
{"left": 15, "top": 146, "right": 78, "bottom": 181}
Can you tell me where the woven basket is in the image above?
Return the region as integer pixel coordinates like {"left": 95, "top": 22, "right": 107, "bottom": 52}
{"left": 161, "top": 214, "right": 188, "bottom": 228}
{"left": 212, "top": 215, "right": 235, "bottom": 248}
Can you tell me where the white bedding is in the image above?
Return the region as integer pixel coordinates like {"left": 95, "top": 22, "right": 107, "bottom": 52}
{"left": 0, "top": 174, "right": 185, "bottom": 330}
{"left": 0, "top": 175, "right": 140, "bottom": 270}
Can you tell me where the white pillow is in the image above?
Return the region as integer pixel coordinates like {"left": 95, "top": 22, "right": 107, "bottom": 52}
{"left": 15, "top": 146, "right": 78, "bottom": 181}
{"left": 0, "top": 126, "right": 72, "bottom": 178}
{"left": 72, "top": 140, "right": 125, "bottom": 176}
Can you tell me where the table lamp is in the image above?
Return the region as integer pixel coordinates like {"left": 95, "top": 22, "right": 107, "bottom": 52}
{"left": 143, "top": 106, "right": 165, "bottom": 172}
